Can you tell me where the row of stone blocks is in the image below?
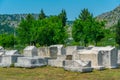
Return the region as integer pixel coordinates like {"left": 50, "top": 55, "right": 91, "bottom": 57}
{"left": 0, "top": 46, "right": 47, "bottom": 68}
{"left": 0, "top": 45, "right": 119, "bottom": 73}
{"left": 48, "top": 59, "right": 93, "bottom": 72}
{"left": 47, "top": 46, "right": 119, "bottom": 72}
{"left": 0, "top": 56, "right": 48, "bottom": 68}
{"left": 15, "top": 57, "right": 46, "bottom": 68}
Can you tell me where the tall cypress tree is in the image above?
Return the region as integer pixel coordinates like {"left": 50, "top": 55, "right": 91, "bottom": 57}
{"left": 39, "top": 9, "right": 46, "bottom": 20}
{"left": 79, "top": 8, "right": 93, "bottom": 21}
{"left": 58, "top": 9, "right": 67, "bottom": 27}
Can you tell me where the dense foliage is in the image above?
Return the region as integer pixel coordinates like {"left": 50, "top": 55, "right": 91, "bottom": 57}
{"left": 17, "top": 10, "right": 68, "bottom": 46}
{"left": 0, "top": 34, "right": 15, "bottom": 48}
{"left": 0, "top": 8, "right": 119, "bottom": 48}
{"left": 72, "top": 9, "right": 105, "bottom": 46}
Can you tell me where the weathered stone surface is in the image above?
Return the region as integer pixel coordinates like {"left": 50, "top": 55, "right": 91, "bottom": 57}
{"left": 63, "top": 60, "right": 93, "bottom": 72}
{"left": 63, "top": 60, "right": 91, "bottom": 67}
{"left": 5, "top": 50, "right": 19, "bottom": 55}
{"left": 66, "top": 46, "right": 84, "bottom": 55}
{"left": 64, "top": 67, "right": 93, "bottom": 73}
{"left": 15, "top": 57, "right": 46, "bottom": 68}
{"left": 49, "top": 47, "right": 57, "bottom": 59}
{"left": 92, "top": 66, "right": 105, "bottom": 70}
{"left": 0, "top": 46, "right": 4, "bottom": 51}
{"left": 57, "top": 55, "right": 66, "bottom": 60}
{"left": 73, "top": 50, "right": 103, "bottom": 67}
{"left": 49, "top": 45, "right": 66, "bottom": 59}
{"left": 37, "top": 47, "right": 50, "bottom": 58}
{"left": 48, "top": 55, "right": 66, "bottom": 67}
{"left": 92, "top": 46, "right": 118, "bottom": 68}
{"left": 0, "top": 51, "right": 5, "bottom": 56}
{"left": 0, "top": 46, "right": 5, "bottom": 55}
{"left": 23, "top": 46, "right": 38, "bottom": 57}
{"left": 66, "top": 55, "right": 73, "bottom": 60}
{"left": 0, "top": 55, "right": 23, "bottom": 67}
{"left": 44, "top": 57, "right": 52, "bottom": 65}
{"left": 118, "top": 50, "right": 120, "bottom": 65}
{"left": 48, "top": 60, "right": 64, "bottom": 67}
{"left": 73, "top": 46, "right": 118, "bottom": 69}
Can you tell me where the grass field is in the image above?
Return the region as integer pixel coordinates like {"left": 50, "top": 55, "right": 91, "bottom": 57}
{"left": 0, "top": 66, "right": 120, "bottom": 80}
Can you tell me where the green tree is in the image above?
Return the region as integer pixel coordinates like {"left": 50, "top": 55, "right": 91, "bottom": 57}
{"left": 79, "top": 8, "right": 93, "bottom": 21}
{"left": 17, "top": 14, "right": 35, "bottom": 45}
{"left": 116, "top": 19, "right": 120, "bottom": 47}
{"left": 72, "top": 19, "right": 83, "bottom": 44}
{"left": 91, "top": 19, "right": 105, "bottom": 46}
{"left": 39, "top": 9, "right": 46, "bottom": 20}
{"left": 72, "top": 8, "right": 93, "bottom": 46}
{"left": 58, "top": 9, "right": 67, "bottom": 27}
{"left": 72, "top": 8, "right": 105, "bottom": 46}
{"left": 37, "top": 16, "right": 67, "bottom": 46}
{"left": 17, "top": 13, "right": 67, "bottom": 46}
{"left": 0, "top": 34, "right": 15, "bottom": 48}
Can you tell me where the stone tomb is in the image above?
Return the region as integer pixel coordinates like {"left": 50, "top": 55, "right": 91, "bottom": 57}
{"left": 0, "top": 50, "right": 22, "bottom": 67}
{"left": 73, "top": 46, "right": 118, "bottom": 69}
{"left": 15, "top": 57, "right": 46, "bottom": 68}
{"left": 63, "top": 60, "right": 93, "bottom": 72}
{"left": 65, "top": 46, "right": 84, "bottom": 60}
{"left": 49, "top": 45, "right": 66, "bottom": 59}
{"left": 48, "top": 45, "right": 66, "bottom": 67}
{"left": 23, "top": 46, "right": 38, "bottom": 57}
{"left": 48, "top": 45, "right": 85, "bottom": 68}
{"left": 48, "top": 55, "right": 66, "bottom": 67}
{"left": 92, "top": 46, "right": 118, "bottom": 68}
{"left": 37, "top": 47, "right": 50, "bottom": 58}
{"left": 73, "top": 50, "right": 105, "bottom": 70}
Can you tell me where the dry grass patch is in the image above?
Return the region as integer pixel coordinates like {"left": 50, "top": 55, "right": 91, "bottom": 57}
{"left": 0, "top": 66, "right": 120, "bottom": 80}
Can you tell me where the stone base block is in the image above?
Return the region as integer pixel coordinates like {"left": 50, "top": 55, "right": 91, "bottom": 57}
{"left": 0, "top": 63, "right": 11, "bottom": 67}
{"left": 64, "top": 66, "right": 93, "bottom": 72}
{"left": 15, "top": 57, "right": 46, "bottom": 68}
{"left": 63, "top": 60, "right": 91, "bottom": 67}
{"left": 105, "top": 66, "right": 118, "bottom": 69}
{"left": 48, "top": 60, "right": 64, "bottom": 67}
{"left": 92, "top": 66, "right": 105, "bottom": 70}
{"left": 15, "top": 63, "right": 45, "bottom": 68}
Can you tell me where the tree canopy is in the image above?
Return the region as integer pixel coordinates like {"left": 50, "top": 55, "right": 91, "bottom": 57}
{"left": 0, "top": 8, "right": 113, "bottom": 49}
{"left": 72, "top": 8, "right": 105, "bottom": 46}
{"left": 17, "top": 12, "right": 68, "bottom": 46}
{"left": 39, "top": 9, "right": 46, "bottom": 20}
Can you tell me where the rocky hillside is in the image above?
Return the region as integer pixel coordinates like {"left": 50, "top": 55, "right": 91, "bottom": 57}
{"left": 0, "top": 13, "right": 73, "bottom": 29}
{"left": 97, "top": 5, "right": 120, "bottom": 27}
{"left": 0, "top": 14, "right": 39, "bottom": 27}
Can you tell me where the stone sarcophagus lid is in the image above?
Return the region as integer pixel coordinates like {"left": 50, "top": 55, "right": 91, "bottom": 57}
{"left": 23, "top": 46, "right": 38, "bottom": 57}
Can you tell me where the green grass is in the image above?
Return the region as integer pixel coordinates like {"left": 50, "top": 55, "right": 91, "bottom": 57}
{"left": 0, "top": 66, "right": 120, "bottom": 80}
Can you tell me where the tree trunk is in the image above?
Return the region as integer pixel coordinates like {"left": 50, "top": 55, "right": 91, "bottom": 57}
{"left": 95, "top": 41, "right": 97, "bottom": 46}
{"left": 84, "top": 43, "right": 87, "bottom": 47}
